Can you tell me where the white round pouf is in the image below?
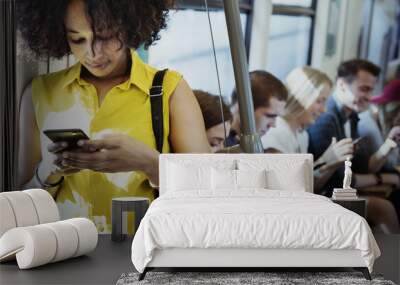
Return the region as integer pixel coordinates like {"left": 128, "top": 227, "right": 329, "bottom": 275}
{"left": 0, "top": 190, "right": 98, "bottom": 269}
{"left": 0, "top": 226, "right": 57, "bottom": 269}
{"left": 0, "top": 218, "right": 98, "bottom": 269}
{"left": 64, "top": 218, "right": 98, "bottom": 257}
{"left": 24, "top": 189, "right": 59, "bottom": 223}
{"left": 42, "top": 221, "right": 79, "bottom": 262}
{"left": 1, "top": 191, "right": 39, "bottom": 227}
{"left": 0, "top": 195, "right": 17, "bottom": 237}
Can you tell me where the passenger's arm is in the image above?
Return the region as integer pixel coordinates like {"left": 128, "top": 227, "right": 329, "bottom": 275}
{"left": 308, "top": 110, "right": 358, "bottom": 192}
{"left": 145, "top": 79, "right": 210, "bottom": 185}
{"left": 353, "top": 174, "right": 380, "bottom": 188}
{"left": 313, "top": 164, "right": 341, "bottom": 192}
{"left": 169, "top": 79, "right": 211, "bottom": 153}
{"left": 59, "top": 79, "right": 211, "bottom": 187}
{"left": 18, "top": 83, "right": 41, "bottom": 188}
{"left": 18, "top": 84, "right": 64, "bottom": 189}
{"left": 18, "top": 83, "right": 68, "bottom": 191}
{"left": 354, "top": 173, "right": 400, "bottom": 189}
{"left": 307, "top": 114, "right": 339, "bottom": 160}
{"left": 313, "top": 138, "right": 351, "bottom": 192}
{"left": 368, "top": 127, "right": 399, "bottom": 173}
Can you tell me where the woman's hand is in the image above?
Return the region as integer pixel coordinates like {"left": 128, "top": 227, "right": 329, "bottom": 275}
{"left": 48, "top": 142, "right": 82, "bottom": 176}
{"left": 59, "top": 134, "right": 159, "bottom": 183}
{"left": 35, "top": 141, "right": 82, "bottom": 187}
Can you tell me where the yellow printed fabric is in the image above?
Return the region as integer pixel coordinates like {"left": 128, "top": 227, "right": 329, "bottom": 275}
{"left": 31, "top": 50, "right": 181, "bottom": 233}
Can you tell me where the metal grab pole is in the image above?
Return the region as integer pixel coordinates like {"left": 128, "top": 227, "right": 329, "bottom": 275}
{"left": 223, "top": 0, "right": 263, "bottom": 153}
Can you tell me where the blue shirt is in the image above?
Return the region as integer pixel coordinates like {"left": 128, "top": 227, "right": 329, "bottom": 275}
{"left": 226, "top": 129, "right": 240, "bottom": 147}
{"left": 308, "top": 96, "right": 347, "bottom": 159}
{"left": 307, "top": 95, "right": 370, "bottom": 195}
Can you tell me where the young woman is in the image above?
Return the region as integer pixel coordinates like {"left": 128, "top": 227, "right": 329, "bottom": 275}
{"left": 261, "top": 67, "right": 354, "bottom": 191}
{"left": 17, "top": 0, "right": 210, "bottom": 232}
{"left": 193, "top": 90, "right": 232, "bottom": 152}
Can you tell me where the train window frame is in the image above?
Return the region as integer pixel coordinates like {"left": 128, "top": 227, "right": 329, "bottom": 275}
{"left": 147, "top": 0, "right": 252, "bottom": 99}
{"left": 174, "top": 0, "right": 254, "bottom": 58}
{"left": 170, "top": 0, "right": 317, "bottom": 66}
{"left": 170, "top": 0, "right": 316, "bottom": 69}
{"left": 271, "top": 0, "right": 317, "bottom": 65}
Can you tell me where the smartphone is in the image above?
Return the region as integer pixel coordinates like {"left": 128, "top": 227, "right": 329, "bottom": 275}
{"left": 352, "top": 136, "right": 364, "bottom": 145}
{"left": 43, "top": 128, "right": 89, "bottom": 150}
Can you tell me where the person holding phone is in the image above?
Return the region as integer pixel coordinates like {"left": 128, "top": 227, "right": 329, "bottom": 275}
{"left": 17, "top": 0, "right": 210, "bottom": 233}
{"left": 307, "top": 59, "right": 399, "bottom": 233}
{"left": 358, "top": 79, "right": 400, "bottom": 223}
{"left": 359, "top": 79, "right": 400, "bottom": 173}
{"left": 261, "top": 66, "right": 354, "bottom": 193}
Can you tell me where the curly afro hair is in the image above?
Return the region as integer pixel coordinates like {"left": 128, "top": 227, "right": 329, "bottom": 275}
{"left": 17, "top": 0, "right": 174, "bottom": 59}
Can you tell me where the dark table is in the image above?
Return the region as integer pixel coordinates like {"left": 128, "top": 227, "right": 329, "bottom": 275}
{"left": 0, "top": 235, "right": 134, "bottom": 285}
{"left": 331, "top": 198, "right": 366, "bottom": 218}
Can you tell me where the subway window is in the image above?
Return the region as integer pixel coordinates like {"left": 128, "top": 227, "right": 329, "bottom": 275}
{"left": 267, "top": 15, "right": 312, "bottom": 80}
{"left": 267, "top": 1, "right": 315, "bottom": 80}
{"left": 148, "top": 2, "right": 250, "bottom": 99}
{"left": 272, "top": 0, "right": 313, "bottom": 7}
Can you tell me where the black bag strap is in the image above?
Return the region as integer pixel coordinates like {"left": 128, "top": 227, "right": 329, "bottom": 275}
{"left": 149, "top": 69, "right": 168, "bottom": 153}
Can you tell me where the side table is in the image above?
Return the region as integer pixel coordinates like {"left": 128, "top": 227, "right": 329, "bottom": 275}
{"left": 331, "top": 198, "right": 366, "bottom": 218}
{"left": 111, "top": 197, "right": 149, "bottom": 242}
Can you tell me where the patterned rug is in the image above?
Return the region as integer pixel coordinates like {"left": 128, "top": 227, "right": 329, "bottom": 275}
{"left": 116, "top": 271, "right": 395, "bottom": 285}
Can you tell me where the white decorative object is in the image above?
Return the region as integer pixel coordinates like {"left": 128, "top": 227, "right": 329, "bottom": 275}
{"left": 343, "top": 157, "right": 353, "bottom": 190}
{"left": 1, "top": 191, "right": 40, "bottom": 227}
{"left": 0, "top": 189, "right": 98, "bottom": 269}
{"left": 0, "top": 196, "right": 17, "bottom": 237}
{"left": 24, "top": 189, "right": 60, "bottom": 223}
{"left": 0, "top": 218, "right": 97, "bottom": 269}
{"left": 332, "top": 158, "right": 358, "bottom": 200}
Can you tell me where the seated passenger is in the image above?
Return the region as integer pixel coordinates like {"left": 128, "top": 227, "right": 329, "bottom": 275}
{"left": 307, "top": 59, "right": 399, "bottom": 233}
{"left": 194, "top": 90, "right": 232, "bottom": 152}
{"left": 358, "top": 79, "right": 400, "bottom": 173}
{"left": 261, "top": 66, "right": 353, "bottom": 192}
{"left": 358, "top": 79, "right": 400, "bottom": 222}
{"left": 226, "top": 70, "right": 288, "bottom": 146}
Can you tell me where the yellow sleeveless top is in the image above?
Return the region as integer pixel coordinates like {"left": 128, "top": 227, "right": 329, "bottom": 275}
{"left": 32, "top": 50, "right": 181, "bottom": 233}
